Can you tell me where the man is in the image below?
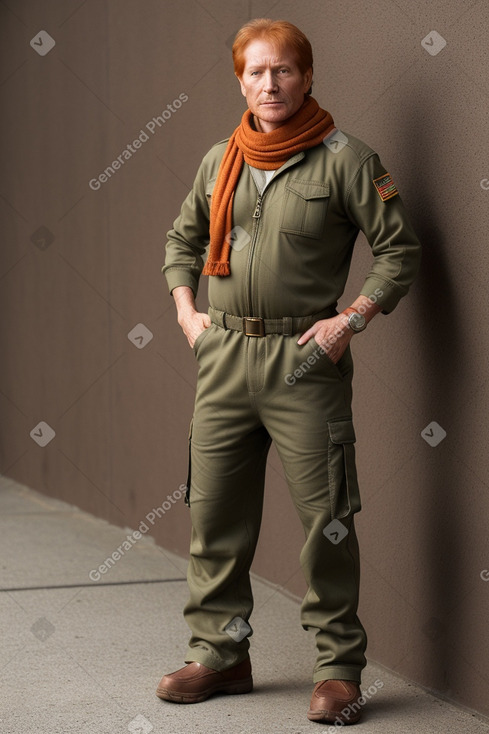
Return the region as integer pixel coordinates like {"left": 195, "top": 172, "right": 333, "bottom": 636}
{"left": 157, "top": 18, "right": 421, "bottom": 724}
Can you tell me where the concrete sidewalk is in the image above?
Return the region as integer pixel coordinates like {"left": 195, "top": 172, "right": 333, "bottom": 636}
{"left": 1, "top": 475, "right": 488, "bottom": 734}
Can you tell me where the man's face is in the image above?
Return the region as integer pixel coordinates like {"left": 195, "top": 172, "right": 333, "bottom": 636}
{"left": 237, "top": 38, "right": 313, "bottom": 133}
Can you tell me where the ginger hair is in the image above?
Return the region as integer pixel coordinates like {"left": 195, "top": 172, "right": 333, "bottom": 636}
{"left": 232, "top": 18, "right": 313, "bottom": 93}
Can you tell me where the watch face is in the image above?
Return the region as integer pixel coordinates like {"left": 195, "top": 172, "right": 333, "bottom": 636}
{"left": 349, "top": 313, "right": 366, "bottom": 331}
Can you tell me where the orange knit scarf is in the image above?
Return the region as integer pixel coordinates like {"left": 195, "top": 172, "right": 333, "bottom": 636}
{"left": 202, "top": 95, "right": 335, "bottom": 276}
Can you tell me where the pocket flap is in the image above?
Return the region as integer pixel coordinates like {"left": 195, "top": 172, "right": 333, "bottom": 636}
{"left": 286, "top": 180, "right": 330, "bottom": 200}
{"left": 328, "top": 418, "right": 356, "bottom": 444}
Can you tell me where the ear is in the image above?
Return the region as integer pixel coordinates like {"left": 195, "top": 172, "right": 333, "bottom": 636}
{"left": 235, "top": 72, "right": 247, "bottom": 98}
{"left": 303, "top": 67, "right": 313, "bottom": 93}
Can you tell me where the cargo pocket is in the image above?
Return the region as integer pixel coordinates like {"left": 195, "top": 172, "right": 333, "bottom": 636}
{"left": 327, "top": 418, "right": 361, "bottom": 519}
{"left": 184, "top": 418, "right": 193, "bottom": 507}
{"left": 280, "top": 180, "right": 329, "bottom": 239}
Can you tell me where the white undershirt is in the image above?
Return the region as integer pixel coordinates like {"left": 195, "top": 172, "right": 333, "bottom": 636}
{"left": 248, "top": 164, "right": 287, "bottom": 195}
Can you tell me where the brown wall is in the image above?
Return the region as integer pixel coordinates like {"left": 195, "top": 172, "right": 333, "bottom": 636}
{"left": 1, "top": 0, "right": 488, "bottom": 717}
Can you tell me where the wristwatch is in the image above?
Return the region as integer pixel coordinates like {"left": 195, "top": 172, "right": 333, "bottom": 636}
{"left": 345, "top": 309, "right": 367, "bottom": 333}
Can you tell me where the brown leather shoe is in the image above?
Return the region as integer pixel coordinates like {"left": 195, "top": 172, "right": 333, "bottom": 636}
{"left": 307, "top": 679, "right": 362, "bottom": 724}
{"left": 156, "top": 658, "right": 253, "bottom": 703}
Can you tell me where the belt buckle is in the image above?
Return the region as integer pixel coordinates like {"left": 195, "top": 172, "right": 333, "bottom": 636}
{"left": 243, "top": 317, "right": 265, "bottom": 337}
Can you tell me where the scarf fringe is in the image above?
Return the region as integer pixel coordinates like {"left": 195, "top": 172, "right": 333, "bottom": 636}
{"left": 202, "top": 260, "right": 231, "bottom": 276}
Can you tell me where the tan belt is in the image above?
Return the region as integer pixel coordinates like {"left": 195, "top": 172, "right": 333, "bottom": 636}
{"left": 208, "top": 306, "right": 337, "bottom": 337}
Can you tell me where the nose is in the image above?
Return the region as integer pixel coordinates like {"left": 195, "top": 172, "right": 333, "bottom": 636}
{"left": 263, "top": 70, "right": 278, "bottom": 93}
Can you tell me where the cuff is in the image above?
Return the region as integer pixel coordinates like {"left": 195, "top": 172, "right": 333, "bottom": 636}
{"left": 359, "top": 276, "right": 408, "bottom": 314}
{"left": 163, "top": 267, "right": 199, "bottom": 297}
{"left": 313, "top": 665, "right": 363, "bottom": 684}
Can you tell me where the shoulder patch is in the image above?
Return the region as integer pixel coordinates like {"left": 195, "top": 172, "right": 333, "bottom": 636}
{"left": 373, "top": 173, "right": 399, "bottom": 202}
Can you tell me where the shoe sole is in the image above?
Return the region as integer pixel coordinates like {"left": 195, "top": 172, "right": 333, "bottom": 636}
{"left": 156, "top": 678, "right": 253, "bottom": 704}
{"left": 307, "top": 708, "right": 361, "bottom": 724}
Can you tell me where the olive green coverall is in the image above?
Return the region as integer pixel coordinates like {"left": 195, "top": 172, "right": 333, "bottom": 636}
{"left": 163, "top": 129, "right": 421, "bottom": 683}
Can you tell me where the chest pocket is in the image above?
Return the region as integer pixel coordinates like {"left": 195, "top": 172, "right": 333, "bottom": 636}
{"left": 280, "top": 180, "right": 330, "bottom": 239}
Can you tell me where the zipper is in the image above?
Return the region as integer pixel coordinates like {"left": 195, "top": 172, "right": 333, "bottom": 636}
{"left": 246, "top": 193, "right": 263, "bottom": 316}
{"left": 244, "top": 154, "right": 304, "bottom": 317}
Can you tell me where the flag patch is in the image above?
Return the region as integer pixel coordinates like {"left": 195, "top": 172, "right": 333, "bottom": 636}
{"left": 373, "top": 173, "right": 399, "bottom": 202}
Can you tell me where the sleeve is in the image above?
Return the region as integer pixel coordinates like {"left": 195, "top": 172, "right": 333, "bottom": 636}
{"left": 344, "top": 152, "right": 422, "bottom": 313}
{"left": 162, "top": 156, "right": 211, "bottom": 297}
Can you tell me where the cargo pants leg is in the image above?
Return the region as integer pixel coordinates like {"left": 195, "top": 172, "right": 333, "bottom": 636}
{"left": 183, "top": 324, "right": 271, "bottom": 671}
{"left": 254, "top": 333, "right": 367, "bottom": 683}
